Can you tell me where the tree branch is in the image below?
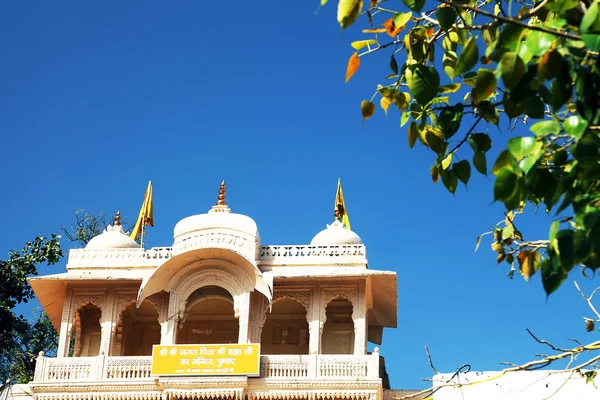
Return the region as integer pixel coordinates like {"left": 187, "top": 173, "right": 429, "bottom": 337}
{"left": 438, "top": 0, "right": 582, "bottom": 41}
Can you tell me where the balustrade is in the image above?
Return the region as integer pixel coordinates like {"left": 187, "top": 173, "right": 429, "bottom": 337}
{"left": 33, "top": 353, "right": 379, "bottom": 383}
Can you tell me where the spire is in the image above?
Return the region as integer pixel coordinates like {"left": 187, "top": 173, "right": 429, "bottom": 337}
{"left": 114, "top": 211, "right": 122, "bottom": 226}
{"left": 209, "top": 180, "right": 231, "bottom": 213}
{"left": 216, "top": 181, "right": 226, "bottom": 206}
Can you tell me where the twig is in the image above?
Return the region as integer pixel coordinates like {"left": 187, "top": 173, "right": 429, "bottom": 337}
{"left": 526, "top": 328, "right": 570, "bottom": 352}
{"left": 438, "top": 0, "right": 581, "bottom": 41}
{"left": 447, "top": 116, "right": 483, "bottom": 156}
{"left": 575, "top": 282, "right": 600, "bottom": 321}
{"left": 425, "top": 345, "right": 439, "bottom": 374}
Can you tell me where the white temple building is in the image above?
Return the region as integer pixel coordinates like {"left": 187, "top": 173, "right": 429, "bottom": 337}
{"left": 15, "top": 183, "right": 416, "bottom": 400}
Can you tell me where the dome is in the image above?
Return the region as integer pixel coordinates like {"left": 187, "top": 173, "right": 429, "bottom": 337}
{"left": 86, "top": 223, "right": 140, "bottom": 249}
{"left": 172, "top": 181, "right": 260, "bottom": 244}
{"left": 174, "top": 211, "right": 259, "bottom": 239}
{"left": 310, "top": 219, "right": 363, "bottom": 246}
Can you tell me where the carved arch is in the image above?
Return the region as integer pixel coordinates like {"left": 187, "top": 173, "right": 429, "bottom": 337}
{"left": 260, "top": 295, "right": 309, "bottom": 330}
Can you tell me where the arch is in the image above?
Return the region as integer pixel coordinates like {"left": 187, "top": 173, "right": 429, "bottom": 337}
{"left": 260, "top": 298, "right": 309, "bottom": 355}
{"left": 70, "top": 303, "right": 102, "bottom": 357}
{"left": 175, "top": 265, "right": 248, "bottom": 315}
{"left": 260, "top": 295, "right": 308, "bottom": 330}
{"left": 111, "top": 299, "right": 160, "bottom": 356}
{"left": 71, "top": 299, "right": 103, "bottom": 323}
{"left": 137, "top": 249, "right": 272, "bottom": 307}
{"left": 321, "top": 297, "right": 354, "bottom": 355}
{"left": 176, "top": 288, "right": 239, "bottom": 345}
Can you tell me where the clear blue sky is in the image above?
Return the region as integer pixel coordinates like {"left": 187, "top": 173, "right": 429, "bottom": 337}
{"left": 0, "top": 0, "right": 597, "bottom": 390}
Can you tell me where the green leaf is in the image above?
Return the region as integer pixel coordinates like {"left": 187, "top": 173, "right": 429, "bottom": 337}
{"left": 549, "top": 220, "right": 560, "bottom": 253}
{"left": 580, "top": 0, "right": 600, "bottom": 34}
{"left": 503, "top": 92, "right": 525, "bottom": 119}
{"left": 406, "top": 65, "right": 440, "bottom": 105}
{"left": 437, "top": 104, "right": 464, "bottom": 139}
{"left": 402, "top": 0, "right": 425, "bottom": 13}
{"left": 494, "top": 168, "right": 518, "bottom": 203}
{"left": 557, "top": 230, "right": 576, "bottom": 271}
{"left": 496, "top": 172, "right": 524, "bottom": 210}
{"left": 393, "top": 12, "right": 412, "bottom": 28}
{"left": 453, "top": 160, "right": 471, "bottom": 185}
{"left": 582, "top": 34, "right": 600, "bottom": 52}
{"left": 538, "top": 49, "right": 563, "bottom": 80}
{"left": 541, "top": 253, "right": 567, "bottom": 296}
{"left": 408, "top": 121, "right": 419, "bottom": 148}
{"left": 390, "top": 55, "right": 399, "bottom": 75}
{"left": 525, "top": 96, "right": 545, "bottom": 119}
{"left": 508, "top": 136, "right": 543, "bottom": 159}
{"left": 500, "top": 52, "right": 525, "bottom": 90}
{"left": 545, "top": 0, "right": 579, "bottom": 13}
{"left": 492, "top": 150, "right": 518, "bottom": 175}
{"left": 437, "top": 7, "right": 457, "bottom": 31}
{"left": 441, "top": 169, "right": 458, "bottom": 194}
{"left": 401, "top": 110, "right": 411, "bottom": 127}
{"left": 424, "top": 126, "right": 445, "bottom": 153}
{"left": 477, "top": 100, "right": 499, "bottom": 124}
{"left": 524, "top": 30, "right": 555, "bottom": 57}
{"left": 438, "top": 83, "right": 461, "bottom": 93}
{"left": 563, "top": 116, "right": 588, "bottom": 138}
{"left": 472, "top": 69, "right": 497, "bottom": 102}
{"left": 469, "top": 133, "right": 492, "bottom": 153}
{"left": 473, "top": 151, "right": 487, "bottom": 175}
{"left": 351, "top": 40, "right": 378, "bottom": 50}
{"left": 530, "top": 119, "right": 560, "bottom": 136}
{"left": 454, "top": 37, "right": 479, "bottom": 78}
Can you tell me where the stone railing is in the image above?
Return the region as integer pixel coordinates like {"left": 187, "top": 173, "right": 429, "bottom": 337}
{"left": 34, "top": 354, "right": 153, "bottom": 382}
{"left": 259, "top": 245, "right": 367, "bottom": 266}
{"left": 67, "top": 247, "right": 173, "bottom": 269}
{"left": 33, "top": 353, "right": 379, "bottom": 383}
{"left": 66, "top": 245, "right": 367, "bottom": 270}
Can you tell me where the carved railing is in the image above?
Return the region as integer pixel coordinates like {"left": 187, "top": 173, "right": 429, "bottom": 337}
{"left": 105, "top": 356, "right": 153, "bottom": 379}
{"left": 259, "top": 245, "right": 367, "bottom": 266}
{"left": 66, "top": 244, "right": 367, "bottom": 270}
{"left": 67, "top": 247, "right": 173, "bottom": 269}
{"left": 33, "top": 353, "right": 380, "bottom": 383}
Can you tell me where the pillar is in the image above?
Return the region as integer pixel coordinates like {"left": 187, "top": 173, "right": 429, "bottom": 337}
{"left": 235, "top": 292, "right": 251, "bottom": 343}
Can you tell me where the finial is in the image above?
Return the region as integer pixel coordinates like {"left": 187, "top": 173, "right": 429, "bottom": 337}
{"left": 216, "top": 181, "right": 226, "bottom": 206}
{"left": 114, "top": 211, "right": 122, "bottom": 226}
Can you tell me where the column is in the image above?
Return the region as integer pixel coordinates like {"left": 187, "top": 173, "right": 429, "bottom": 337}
{"left": 162, "top": 291, "right": 178, "bottom": 345}
{"left": 99, "top": 289, "right": 115, "bottom": 355}
{"left": 353, "top": 284, "right": 367, "bottom": 355}
{"left": 235, "top": 292, "right": 251, "bottom": 343}
{"left": 308, "top": 287, "right": 321, "bottom": 354}
{"left": 57, "top": 288, "right": 73, "bottom": 357}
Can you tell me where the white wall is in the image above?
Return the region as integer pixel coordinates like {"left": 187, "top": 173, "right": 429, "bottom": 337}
{"left": 432, "top": 370, "right": 599, "bottom": 400}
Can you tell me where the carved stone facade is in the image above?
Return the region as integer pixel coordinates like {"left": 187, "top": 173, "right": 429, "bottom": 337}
{"left": 26, "top": 198, "right": 398, "bottom": 400}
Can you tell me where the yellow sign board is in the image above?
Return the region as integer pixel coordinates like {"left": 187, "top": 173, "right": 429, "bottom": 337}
{"left": 151, "top": 344, "right": 260, "bottom": 376}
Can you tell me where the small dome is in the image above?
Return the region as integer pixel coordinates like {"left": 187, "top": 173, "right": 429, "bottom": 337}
{"left": 174, "top": 211, "right": 259, "bottom": 239}
{"left": 310, "top": 219, "right": 363, "bottom": 246}
{"left": 86, "top": 224, "right": 140, "bottom": 249}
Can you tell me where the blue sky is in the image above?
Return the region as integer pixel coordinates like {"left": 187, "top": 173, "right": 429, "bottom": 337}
{"left": 1, "top": 0, "right": 597, "bottom": 390}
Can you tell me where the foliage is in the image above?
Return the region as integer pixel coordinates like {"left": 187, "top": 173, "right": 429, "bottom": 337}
{"left": 0, "top": 235, "right": 63, "bottom": 382}
{"left": 61, "top": 208, "right": 134, "bottom": 247}
{"left": 329, "top": 0, "right": 600, "bottom": 296}
{"left": 0, "top": 312, "right": 59, "bottom": 383}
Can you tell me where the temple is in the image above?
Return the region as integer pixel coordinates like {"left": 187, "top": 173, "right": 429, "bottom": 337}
{"left": 18, "top": 182, "right": 409, "bottom": 400}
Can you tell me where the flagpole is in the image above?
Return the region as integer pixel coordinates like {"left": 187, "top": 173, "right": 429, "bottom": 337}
{"left": 140, "top": 212, "right": 146, "bottom": 248}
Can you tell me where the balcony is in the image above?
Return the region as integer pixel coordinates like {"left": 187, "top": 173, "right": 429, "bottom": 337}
{"left": 32, "top": 353, "right": 381, "bottom": 383}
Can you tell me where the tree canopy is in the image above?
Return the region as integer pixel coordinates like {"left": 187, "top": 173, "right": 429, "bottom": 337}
{"left": 0, "top": 236, "right": 62, "bottom": 382}
{"left": 329, "top": 0, "right": 600, "bottom": 296}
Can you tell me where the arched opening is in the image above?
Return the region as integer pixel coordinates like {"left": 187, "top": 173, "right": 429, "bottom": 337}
{"left": 321, "top": 298, "right": 354, "bottom": 354}
{"left": 111, "top": 300, "right": 161, "bottom": 356}
{"left": 176, "top": 286, "right": 239, "bottom": 344}
{"left": 70, "top": 303, "right": 102, "bottom": 357}
{"left": 261, "top": 298, "right": 309, "bottom": 355}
